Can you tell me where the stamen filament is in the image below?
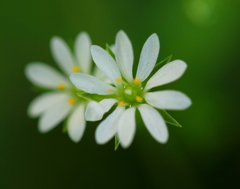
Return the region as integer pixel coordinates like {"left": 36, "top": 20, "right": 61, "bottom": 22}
{"left": 72, "top": 66, "right": 80, "bottom": 72}
{"left": 136, "top": 96, "right": 143, "bottom": 102}
{"left": 57, "top": 83, "right": 65, "bottom": 90}
{"left": 134, "top": 78, "right": 141, "bottom": 84}
{"left": 115, "top": 78, "right": 122, "bottom": 82}
{"left": 118, "top": 101, "right": 125, "bottom": 106}
{"left": 68, "top": 98, "right": 75, "bottom": 105}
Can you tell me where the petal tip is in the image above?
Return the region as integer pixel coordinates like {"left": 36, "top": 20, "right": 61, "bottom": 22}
{"left": 50, "top": 36, "right": 62, "bottom": 46}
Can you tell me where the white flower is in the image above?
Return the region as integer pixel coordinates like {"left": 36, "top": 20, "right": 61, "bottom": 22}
{"left": 70, "top": 30, "right": 192, "bottom": 148}
{"left": 25, "top": 32, "right": 106, "bottom": 142}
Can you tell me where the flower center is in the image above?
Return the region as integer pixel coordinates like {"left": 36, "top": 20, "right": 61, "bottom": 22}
{"left": 116, "top": 85, "right": 144, "bottom": 107}
{"left": 123, "top": 87, "right": 137, "bottom": 102}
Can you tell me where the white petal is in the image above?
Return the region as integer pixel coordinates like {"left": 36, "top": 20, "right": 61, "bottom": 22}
{"left": 99, "top": 98, "right": 118, "bottom": 112}
{"left": 67, "top": 104, "right": 86, "bottom": 143}
{"left": 145, "top": 90, "right": 192, "bottom": 110}
{"left": 25, "top": 63, "right": 71, "bottom": 89}
{"left": 95, "top": 106, "right": 125, "bottom": 144}
{"left": 38, "top": 95, "right": 72, "bottom": 133}
{"left": 28, "top": 92, "right": 69, "bottom": 117}
{"left": 136, "top": 34, "right": 160, "bottom": 82}
{"left": 74, "top": 32, "right": 92, "bottom": 74}
{"left": 138, "top": 104, "right": 168, "bottom": 143}
{"left": 118, "top": 107, "right": 136, "bottom": 148}
{"left": 145, "top": 60, "right": 187, "bottom": 91}
{"left": 115, "top": 30, "right": 133, "bottom": 82}
{"left": 85, "top": 99, "right": 117, "bottom": 121}
{"left": 51, "top": 37, "right": 75, "bottom": 75}
{"left": 70, "top": 73, "right": 115, "bottom": 95}
{"left": 84, "top": 101, "right": 105, "bottom": 121}
{"left": 93, "top": 67, "right": 111, "bottom": 83}
{"left": 91, "top": 45, "right": 121, "bottom": 86}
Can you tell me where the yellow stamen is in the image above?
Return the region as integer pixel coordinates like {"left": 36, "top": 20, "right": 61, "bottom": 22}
{"left": 68, "top": 98, "right": 75, "bottom": 105}
{"left": 57, "top": 83, "right": 65, "bottom": 90}
{"left": 118, "top": 101, "right": 125, "bottom": 106}
{"left": 72, "top": 66, "right": 80, "bottom": 72}
{"left": 136, "top": 96, "right": 143, "bottom": 102}
{"left": 134, "top": 78, "right": 141, "bottom": 84}
{"left": 115, "top": 78, "right": 121, "bottom": 82}
{"left": 108, "top": 89, "right": 114, "bottom": 92}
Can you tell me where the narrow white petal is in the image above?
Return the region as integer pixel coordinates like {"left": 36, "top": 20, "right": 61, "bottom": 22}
{"left": 75, "top": 32, "right": 92, "bottom": 74}
{"left": 138, "top": 104, "right": 168, "bottom": 143}
{"left": 51, "top": 37, "right": 75, "bottom": 75}
{"left": 25, "top": 63, "right": 71, "bottom": 89}
{"left": 136, "top": 34, "right": 160, "bottom": 82}
{"left": 84, "top": 101, "right": 105, "bottom": 121}
{"left": 99, "top": 98, "right": 118, "bottom": 112}
{"left": 67, "top": 104, "right": 86, "bottom": 143}
{"left": 115, "top": 30, "right": 133, "bottom": 82}
{"left": 70, "top": 73, "right": 115, "bottom": 95}
{"left": 145, "top": 60, "right": 187, "bottom": 91}
{"left": 91, "top": 45, "right": 121, "bottom": 86}
{"left": 118, "top": 108, "right": 136, "bottom": 148}
{"left": 145, "top": 90, "right": 192, "bottom": 110}
{"left": 38, "top": 95, "right": 72, "bottom": 133}
{"left": 95, "top": 106, "right": 125, "bottom": 144}
{"left": 28, "top": 92, "right": 69, "bottom": 117}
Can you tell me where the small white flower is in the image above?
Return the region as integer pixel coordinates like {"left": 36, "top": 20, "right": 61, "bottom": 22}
{"left": 70, "top": 30, "right": 192, "bottom": 148}
{"left": 25, "top": 32, "right": 106, "bottom": 142}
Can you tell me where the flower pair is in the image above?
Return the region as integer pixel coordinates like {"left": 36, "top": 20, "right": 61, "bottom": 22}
{"left": 26, "top": 30, "right": 191, "bottom": 148}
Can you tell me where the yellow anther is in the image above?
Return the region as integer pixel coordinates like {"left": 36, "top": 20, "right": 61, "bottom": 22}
{"left": 68, "top": 98, "right": 75, "bottom": 105}
{"left": 115, "top": 78, "right": 122, "bottom": 82}
{"left": 72, "top": 66, "right": 80, "bottom": 72}
{"left": 134, "top": 78, "right": 141, "bottom": 84}
{"left": 118, "top": 101, "right": 125, "bottom": 107}
{"left": 108, "top": 89, "right": 114, "bottom": 92}
{"left": 57, "top": 83, "right": 65, "bottom": 90}
{"left": 136, "top": 96, "right": 143, "bottom": 102}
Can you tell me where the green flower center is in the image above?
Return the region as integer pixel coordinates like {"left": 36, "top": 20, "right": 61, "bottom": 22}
{"left": 117, "top": 84, "right": 144, "bottom": 107}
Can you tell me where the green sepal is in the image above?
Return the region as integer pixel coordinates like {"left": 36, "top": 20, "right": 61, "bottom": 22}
{"left": 62, "top": 119, "right": 68, "bottom": 133}
{"left": 30, "top": 85, "right": 50, "bottom": 93}
{"left": 106, "top": 43, "right": 115, "bottom": 60}
{"left": 150, "top": 55, "right": 172, "bottom": 77}
{"left": 114, "top": 135, "right": 120, "bottom": 150}
{"left": 158, "top": 109, "right": 182, "bottom": 127}
{"left": 77, "top": 92, "right": 117, "bottom": 102}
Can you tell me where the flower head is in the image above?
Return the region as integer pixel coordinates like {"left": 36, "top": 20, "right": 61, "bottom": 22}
{"left": 70, "top": 30, "right": 191, "bottom": 148}
{"left": 25, "top": 32, "right": 106, "bottom": 142}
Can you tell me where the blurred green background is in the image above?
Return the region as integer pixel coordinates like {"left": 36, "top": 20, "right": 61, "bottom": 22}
{"left": 1, "top": 0, "right": 240, "bottom": 188}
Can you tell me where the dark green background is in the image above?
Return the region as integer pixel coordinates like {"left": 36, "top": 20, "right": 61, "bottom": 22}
{"left": 1, "top": 0, "right": 240, "bottom": 188}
